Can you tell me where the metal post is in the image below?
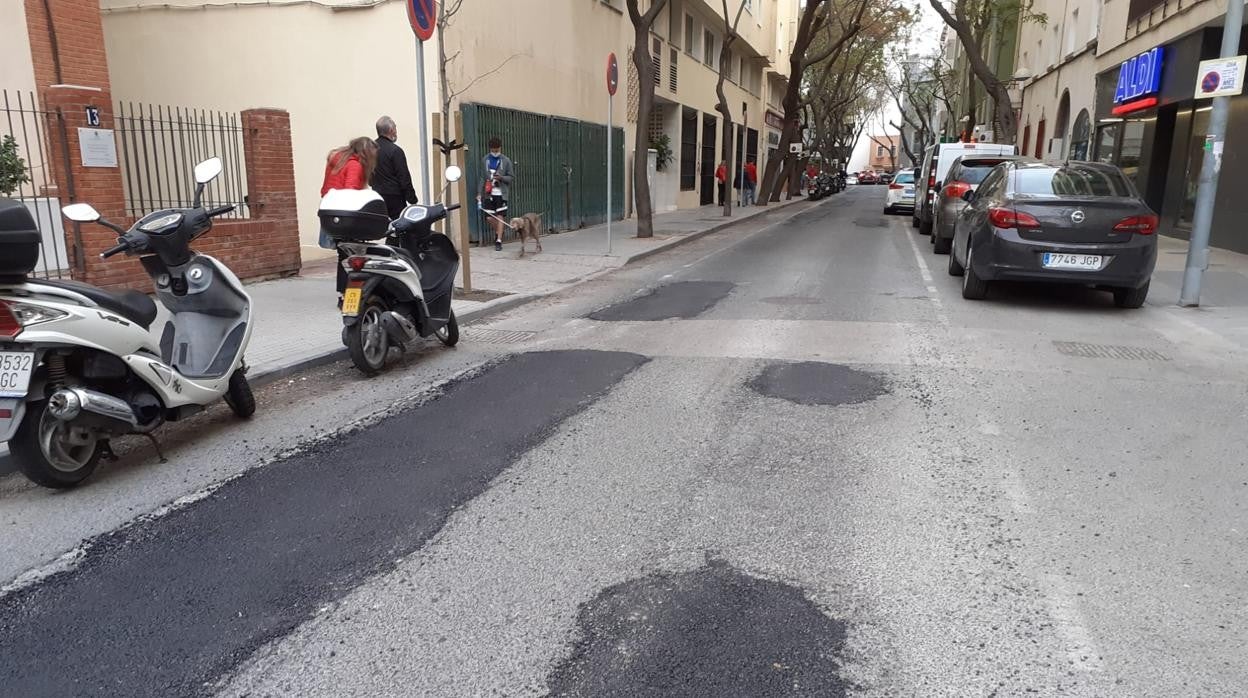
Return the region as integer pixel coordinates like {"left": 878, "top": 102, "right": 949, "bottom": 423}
{"left": 1180, "top": 0, "right": 1244, "bottom": 306}
{"left": 739, "top": 103, "right": 747, "bottom": 208}
{"left": 415, "top": 37, "right": 432, "bottom": 204}
{"left": 607, "top": 91, "right": 613, "bottom": 255}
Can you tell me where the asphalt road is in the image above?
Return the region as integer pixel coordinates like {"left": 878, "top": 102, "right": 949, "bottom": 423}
{"left": 2, "top": 187, "right": 1246, "bottom": 697}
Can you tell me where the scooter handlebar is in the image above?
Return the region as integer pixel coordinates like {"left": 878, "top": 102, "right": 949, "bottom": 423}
{"left": 206, "top": 205, "right": 236, "bottom": 217}
{"left": 100, "top": 240, "right": 129, "bottom": 258}
{"left": 445, "top": 204, "right": 461, "bottom": 213}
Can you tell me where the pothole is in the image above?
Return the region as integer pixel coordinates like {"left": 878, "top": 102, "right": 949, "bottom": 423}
{"left": 749, "top": 361, "right": 886, "bottom": 406}
{"left": 589, "top": 281, "right": 734, "bottom": 321}
{"left": 546, "top": 561, "right": 848, "bottom": 697}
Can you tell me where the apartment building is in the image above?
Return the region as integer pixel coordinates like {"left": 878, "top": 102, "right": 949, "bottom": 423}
{"left": 1014, "top": 0, "right": 1101, "bottom": 162}
{"left": 87, "top": 0, "right": 797, "bottom": 253}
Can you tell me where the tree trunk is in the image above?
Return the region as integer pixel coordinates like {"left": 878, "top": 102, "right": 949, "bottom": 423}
{"left": 927, "top": 0, "right": 1018, "bottom": 143}
{"left": 631, "top": 31, "right": 656, "bottom": 237}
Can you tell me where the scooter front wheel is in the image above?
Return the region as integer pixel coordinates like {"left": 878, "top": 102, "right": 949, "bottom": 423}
{"left": 223, "top": 369, "right": 255, "bottom": 418}
{"left": 9, "top": 401, "right": 103, "bottom": 489}
{"left": 435, "top": 308, "right": 459, "bottom": 347}
{"left": 346, "top": 297, "right": 390, "bottom": 375}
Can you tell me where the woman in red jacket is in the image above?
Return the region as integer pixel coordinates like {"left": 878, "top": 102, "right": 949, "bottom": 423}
{"left": 319, "top": 137, "right": 378, "bottom": 298}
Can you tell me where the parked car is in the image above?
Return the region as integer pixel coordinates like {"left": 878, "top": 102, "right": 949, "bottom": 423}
{"left": 884, "top": 170, "right": 916, "bottom": 214}
{"left": 948, "top": 160, "right": 1158, "bottom": 308}
{"left": 879, "top": 171, "right": 895, "bottom": 185}
{"left": 931, "top": 154, "right": 1033, "bottom": 254}
{"left": 846, "top": 173, "right": 859, "bottom": 186}
{"left": 858, "top": 171, "right": 878, "bottom": 185}
{"left": 915, "top": 141, "right": 1016, "bottom": 234}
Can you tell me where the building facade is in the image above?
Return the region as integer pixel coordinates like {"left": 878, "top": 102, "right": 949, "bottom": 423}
{"left": 1091, "top": 0, "right": 1248, "bottom": 252}
{"left": 1014, "top": 0, "right": 1101, "bottom": 162}
{"left": 87, "top": 0, "right": 797, "bottom": 255}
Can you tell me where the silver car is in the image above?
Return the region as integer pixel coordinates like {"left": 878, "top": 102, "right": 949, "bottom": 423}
{"left": 931, "top": 155, "right": 1033, "bottom": 254}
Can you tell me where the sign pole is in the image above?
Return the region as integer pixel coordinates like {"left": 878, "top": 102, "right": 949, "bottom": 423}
{"left": 739, "top": 102, "right": 747, "bottom": 207}
{"left": 606, "top": 52, "right": 619, "bottom": 255}
{"left": 1180, "top": 4, "right": 1244, "bottom": 306}
{"left": 415, "top": 38, "right": 432, "bottom": 204}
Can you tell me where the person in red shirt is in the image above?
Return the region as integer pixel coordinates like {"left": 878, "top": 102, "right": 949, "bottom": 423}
{"left": 319, "top": 137, "right": 377, "bottom": 297}
{"left": 715, "top": 161, "right": 728, "bottom": 206}
{"left": 743, "top": 159, "right": 758, "bottom": 206}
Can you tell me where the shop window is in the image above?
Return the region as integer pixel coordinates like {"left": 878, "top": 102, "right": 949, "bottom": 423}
{"left": 1094, "top": 124, "right": 1118, "bottom": 164}
{"left": 1178, "top": 107, "right": 1212, "bottom": 228}
{"left": 1118, "top": 120, "right": 1145, "bottom": 181}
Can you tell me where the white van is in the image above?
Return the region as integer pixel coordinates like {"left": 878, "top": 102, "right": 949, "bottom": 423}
{"left": 914, "top": 141, "right": 1016, "bottom": 234}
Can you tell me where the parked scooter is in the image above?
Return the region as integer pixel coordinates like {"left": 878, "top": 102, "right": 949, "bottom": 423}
{"left": 0, "top": 158, "right": 255, "bottom": 488}
{"left": 318, "top": 166, "right": 463, "bottom": 375}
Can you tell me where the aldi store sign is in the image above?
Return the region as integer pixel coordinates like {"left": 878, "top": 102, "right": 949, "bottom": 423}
{"left": 1113, "top": 47, "right": 1164, "bottom": 114}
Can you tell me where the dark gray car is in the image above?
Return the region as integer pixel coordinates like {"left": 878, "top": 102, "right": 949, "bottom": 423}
{"left": 948, "top": 160, "right": 1158, "bottom": 308}
{"left": 931, "top": 155, "right": 1034, "bottom": 254}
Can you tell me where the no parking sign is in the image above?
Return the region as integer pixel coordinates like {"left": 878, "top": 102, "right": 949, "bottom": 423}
{"left": 1194, "top": 55, "right": 1247, "bottom": 98}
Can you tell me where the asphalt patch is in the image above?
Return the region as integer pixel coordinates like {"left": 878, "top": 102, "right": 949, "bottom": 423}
{"left": 589, "top": 281, "right": 734, "bottom": 321}
{"left": 749, "top": 361, "right": 886, "bottom": 406}
{"left": 0, "top": 350, "right": 648, "bottom": 697}
{"left": 853, "top": 218, "right": 887, "bottom": 228}
{"left": 547, "top": 560, "right": 848, "bottom": 697}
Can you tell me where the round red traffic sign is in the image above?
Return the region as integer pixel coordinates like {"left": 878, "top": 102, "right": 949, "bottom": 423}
{"left": 407, "top": 0, "right": 436, "bottom": 41}
{"left": 606, "top": 53, "right": 619, "bottom": 96}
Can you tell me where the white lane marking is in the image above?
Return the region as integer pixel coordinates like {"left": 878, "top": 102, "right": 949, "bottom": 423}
{"left": 982, "top": 420, "right": 1106, "bottom": 673}
{"left": 903, "top": 229, "right": 950, "bottom": 327}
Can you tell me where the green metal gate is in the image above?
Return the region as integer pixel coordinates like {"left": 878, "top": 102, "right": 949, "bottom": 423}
{"left": 462, "top": 103, "right": 624, "bottom": 242}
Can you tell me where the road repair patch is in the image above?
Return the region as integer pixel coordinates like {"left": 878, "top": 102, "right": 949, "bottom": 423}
{"left": 749, "top": 361, "right": 886, "bottom": 406}
{"left": 589, "top": 281, "right": 734, "bottom": 322}
{"left": 546, "top": 560, "right": 848, "bottom": 697}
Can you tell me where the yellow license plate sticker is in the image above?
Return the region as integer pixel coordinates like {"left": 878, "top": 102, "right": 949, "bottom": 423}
{"left": 342, "top": 288, "right": 362, "bottom": 316}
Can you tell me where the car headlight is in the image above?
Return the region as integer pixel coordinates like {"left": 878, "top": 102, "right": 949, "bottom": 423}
{"left": 9, "top": 301, "right": 68, "bottom": 327}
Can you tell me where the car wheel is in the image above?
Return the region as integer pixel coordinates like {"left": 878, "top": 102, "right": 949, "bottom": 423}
{"left": 883, "top": 205, "right": 892, "bottom": 214}
{"left": 911, "top": 215, "right": 920, "bottom": 229}
{"left": 1113, "top": 281, "right": 1149, "bottom": 309}
{"left": 961, "top": 243, "right": 989, "bottom": 300}
{"left": 933, "top": 234, "right": 952, "bottom": 255}
{"left": 919, "top": 214, "right": 933, "bottom": 236}
{"left": 947, "top": 243, "right": 965, "bottom": 276}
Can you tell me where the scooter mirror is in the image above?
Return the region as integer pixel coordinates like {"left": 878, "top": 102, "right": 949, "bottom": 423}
{"left": 62, "top": 203, "right": 101, "bottom": 223}
{"left": 194, "top": 157, "right": 223, "bottom": 185}
{"left": 444, "top": 165, "right": 462, "bottom": 183}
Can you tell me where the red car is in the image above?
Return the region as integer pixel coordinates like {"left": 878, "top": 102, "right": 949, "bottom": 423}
{"left": 857, "top": 171, "right": 878, "bottom": 185}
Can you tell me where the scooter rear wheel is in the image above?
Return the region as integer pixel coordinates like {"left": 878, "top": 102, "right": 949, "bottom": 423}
{"left": 9, "top": 401, "right": 103, "bottom": 489}
{"left": 346, "top": 297, "right": 390, "bottom": 375}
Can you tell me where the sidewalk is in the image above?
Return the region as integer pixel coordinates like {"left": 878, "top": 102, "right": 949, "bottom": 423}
{"left": 1, "top": 199, "right": 806, "bottom": 473}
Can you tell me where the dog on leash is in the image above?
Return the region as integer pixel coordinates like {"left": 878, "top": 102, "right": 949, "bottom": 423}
{"left": 509, "top": 212, "right": 544, "bottom": 256}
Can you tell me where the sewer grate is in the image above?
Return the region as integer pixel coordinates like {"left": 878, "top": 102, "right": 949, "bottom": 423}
{"left": 464, "top": 327, "right": 538, "bottom": 344}
{"left": 1053, "top": 341, "right": 1170, "bottom": 361}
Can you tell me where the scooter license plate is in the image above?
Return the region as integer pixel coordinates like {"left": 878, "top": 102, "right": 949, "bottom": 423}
{"left": 342, "top": 287, "right": 362, "bottom": 316}
{"left": 0, "top": 351, "right": 35, "bottom": 398}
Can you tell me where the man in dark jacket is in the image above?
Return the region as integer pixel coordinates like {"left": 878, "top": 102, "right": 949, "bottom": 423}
{"left": 372, "top": 115, "right": 418, "bottom": 219}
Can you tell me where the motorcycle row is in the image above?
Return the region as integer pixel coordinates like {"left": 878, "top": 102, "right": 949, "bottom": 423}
{"left": 0, "top": 157, "right": 465, "bottom": 489}
{"left": 806, "top": 171, "right": 846, "bottom": 200}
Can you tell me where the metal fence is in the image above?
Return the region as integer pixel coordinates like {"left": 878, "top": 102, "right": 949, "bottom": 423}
{"left": 115, "top": 103, "right": 249, "bottom": 219}
{"left": 1, "top": 89, "right": 72, "bottom": 278}
{"left": 461, "top": 103, "right": 624, "bottom": 242}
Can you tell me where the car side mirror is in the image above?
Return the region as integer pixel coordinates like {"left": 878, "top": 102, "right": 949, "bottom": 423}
{"left": 961, "top": 190, "right": 975, "bottom": 203}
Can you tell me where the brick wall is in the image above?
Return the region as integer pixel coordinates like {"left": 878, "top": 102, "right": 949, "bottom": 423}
{"left": 23, "top": 0, "right": 301, "bottom": 290}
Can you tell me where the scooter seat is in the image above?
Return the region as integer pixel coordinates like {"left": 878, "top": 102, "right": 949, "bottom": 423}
{"left": 36, "top": 278, "right": 158, "bottom": 330}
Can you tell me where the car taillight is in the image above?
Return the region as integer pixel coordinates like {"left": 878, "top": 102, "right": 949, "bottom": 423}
{"left": 928, "top": 176, "right": 935, "bottom": 189}
{"left": 943, "top": 181, "right": 972, "bottom": 199}
{"left": 0, "top": 301, "right": 21, "bottom": 340}
{"left": 988, "top": 207, "right": 1040, "bottom": 229}
{"left": 1113, "top": 214, "right": 1158, "bottom": 235}
{"left": 889, "top": 183, "right": 903, "bottom": 190}
{"left": 347, "top": 256, "right": 367, "bottom": 271}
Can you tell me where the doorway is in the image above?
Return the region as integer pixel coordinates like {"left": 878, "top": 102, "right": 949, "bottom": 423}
{"left": 700, "top": 113, "right": 717, "bottom": 206}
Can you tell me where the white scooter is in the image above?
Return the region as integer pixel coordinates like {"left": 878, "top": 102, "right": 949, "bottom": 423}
{"left": 0, "top": 158, "right": 255, "bottom": 488}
